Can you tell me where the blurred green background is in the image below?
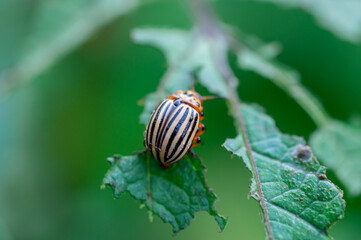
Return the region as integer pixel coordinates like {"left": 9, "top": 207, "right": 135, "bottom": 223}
{"left": 1, "top": 0, "right": 361, "bottom": 239}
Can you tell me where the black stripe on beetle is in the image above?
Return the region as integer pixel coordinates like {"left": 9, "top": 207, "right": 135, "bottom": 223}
{"left": 164, "top": 107, "right": 190, "bottom": 160}
{"left": 144, "top": 90, "right": 209, "bottom": 167}
{"left": 167, "top": 111, "right": 199, "bottom": 164}
{"left": 167, "top": 111, "right": 194, "bottom": 161}
{"left": 146, "top": 100, "right": 168, "bottom": 148}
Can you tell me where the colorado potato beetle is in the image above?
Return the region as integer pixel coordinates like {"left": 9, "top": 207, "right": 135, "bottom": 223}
{"left": 144, "top": 89, "right": 217, "bottom": 167}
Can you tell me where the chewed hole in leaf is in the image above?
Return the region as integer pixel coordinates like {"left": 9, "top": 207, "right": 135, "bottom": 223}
{"left": 103, "top": 152, "right": 227, "bottom": 233}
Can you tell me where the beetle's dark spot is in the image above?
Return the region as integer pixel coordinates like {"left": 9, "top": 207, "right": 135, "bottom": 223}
{"left": 200, "top": 112, "right": 204, "bottom": 117}
{"left": 202, "top": 125, "right": 205, "bottom": 131}
{"left": 197, "top": 137, "right": 201, "bottom": 143}
{"left": 174, "top": 99, "right": 182, "bottom": 106}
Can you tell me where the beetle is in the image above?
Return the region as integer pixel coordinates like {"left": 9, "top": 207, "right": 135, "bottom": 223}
{"left": 144, "top": 89, "right": 217, "bottom": 167}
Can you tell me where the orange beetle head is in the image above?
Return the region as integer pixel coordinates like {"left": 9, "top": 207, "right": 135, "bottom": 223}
{"left": 172, "top": 90, "right": 203, "bottom": 110}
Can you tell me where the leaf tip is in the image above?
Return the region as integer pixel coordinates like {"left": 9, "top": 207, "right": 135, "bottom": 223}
{"left": 148, "top": 211, "right": 154, "bottom": 223}
{"left": 215, "top": 215, "right": 228, "bottom": 232}
{"left": 131, "top": 28, "right": 150, "bottom": 43}
{"left": 107, "top": 154, "right": 121, "bottom": 165}
{"left": 130, "top": 29, "right": 141, "bottom": 42}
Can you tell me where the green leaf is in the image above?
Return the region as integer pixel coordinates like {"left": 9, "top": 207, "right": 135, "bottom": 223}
{"left": 132, "top": 28, "right": 231, "bottom": 124}
{"left": 236, "top": 37, "right": 298, "bottom": 84}
{"left": 102, "top": 152, "right": 227, "bottom": 233}
{"left": 258, "top": 0, "right": 361, "bottom": 43}
{"left": 223, "top": 105, "right": 345, "bottom": 239}
{"left": 132, "top": 26, "right": 346, "bottom": 238}
{"left": 237, "top": 34, "right": 361, "bottom": 197}
{"left": 310, "top": 121, "right": 361, "bottom": 196}
{"left": 0, "top": 0, "right": 140, "bottom": 97}
{"left": 236, "top": 36, "right": 331, "bottom": 127}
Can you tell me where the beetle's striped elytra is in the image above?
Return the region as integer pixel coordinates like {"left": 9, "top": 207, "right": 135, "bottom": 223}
{"left": 144, "top": 90, "right": 210, "bottom": 167}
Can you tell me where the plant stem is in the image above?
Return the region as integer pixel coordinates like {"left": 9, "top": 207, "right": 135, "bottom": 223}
{"left": 215, "top": 49, "right": 275, "bottom": 240}
{"left": 187, "top": 0, "right": 274, "bottom": 238}
{"left": 188, "top": 1, "right": 332, "bottom": 238}
{"left": 189, "top": 0, "right": 331, "bottom": 128}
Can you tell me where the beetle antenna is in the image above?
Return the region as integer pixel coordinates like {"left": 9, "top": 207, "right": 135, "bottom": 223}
{"left": 202, "top": 95, "right": 226, "bottom": 101}
{"left": 190, "top": 75, "right": 196, "bottom": 91}
{"left": 190, "top": 80, "right": 195, "bottom": 91}
{"left": 189, "top": 68, "right": 201, "bottom": 91}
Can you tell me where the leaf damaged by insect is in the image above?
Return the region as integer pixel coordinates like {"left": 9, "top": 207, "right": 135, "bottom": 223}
{"left": 234, "top": 26, "right": 361, "bottom": 198}
{"left": 102, "top": 0, "right": 348, "bottom": 237}
{"left": 132, "top": 27, "right": 230, "bottom": 124}
{"left": 223, "top": 105, "right": 345, "bottom": 239}
{"left": 127, "top": 19, "right": 346, "bottom": 239}
{"left": 102, "top": 152, "right": 227, "bottom": 233}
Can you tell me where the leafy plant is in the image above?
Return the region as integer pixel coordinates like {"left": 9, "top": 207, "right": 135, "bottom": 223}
{"left": 2, "top": 0, "right": 361, "bottom": 239}
{"left": 102, "top": 153, "right": 227, "bottom": 233}
{"left": 0, "top": 0, "right": 140, "bottom": 96}
{"left": 102, "top": 0, "right": 348, "bottom": 238}
{"left": 223, "top": 106, "right": 344, "bottom": 239}
{"left": 235, "top": 33, "right": 361, "bottom": 197}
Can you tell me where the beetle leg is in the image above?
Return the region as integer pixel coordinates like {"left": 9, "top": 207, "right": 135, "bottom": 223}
{"left": 191, "top": 135, "right": 201, "bottom": 148}
{"left": 189, "top": 149, "right": 198, "bottom": 159}
{"left": 198, "top": 123, "right": 205, "bottom": 135}
{"left": 191, "top": 142, "right": 200, "bottom": 148}
{"left": 132, "top": 149, "right": 147, "bottom": 155}
{"left": 200, "top": 111, "right": 204, "bottom": 120}
{"left": 191, "top": 122, "right": 205, "bottom": 148}
{"left": 160, "top": 163, "right": 171, "bottom": 169}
